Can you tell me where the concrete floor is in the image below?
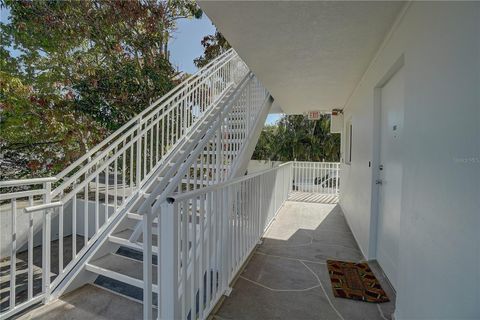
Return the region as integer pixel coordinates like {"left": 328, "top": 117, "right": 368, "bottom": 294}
{"left": 1, "top": 235, "right": 85, "bottom": 312}
{"left": 11, "top": 199, "right": 395, "bottom": 320}
{"left": 17, "top": 284, "right": 151, "bottom": 320}
{"left": 213, "top": 201, "right": 396, "bottom": 320}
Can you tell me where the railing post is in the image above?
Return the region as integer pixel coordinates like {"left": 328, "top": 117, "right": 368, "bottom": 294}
{"left": 215, "top": 127, "right": 221, "bottom": 183}
{"left": 142, "top": 210, "right": 153, "bottom": 320}
{"left": 246, "top": 81, "right": 251, "bottom": 132}
{"left": 258, "top": 174, "right": 263, "bottom": 237}
{"left": 10, "top": 198, "right": 17, "bottom": 309}
{"left": 336, "top": 163, "right": 340, "bottom": 195}
{"left": 290, "top": 162, "right": 294, "bottom": 194}
{"left": 136, "top": 119, "right": 142, "bottom": 189}
{"left": 273, "top": 170, "right": 277, "bottom": 211}
{"left": 221, "top": 187, "right": 228, "bottom": 291}
{"left": 42, "top": 181, "right": 52, "bottom": 302}
{"left": 160, "top": 200, "right": 179, "bottom": 319}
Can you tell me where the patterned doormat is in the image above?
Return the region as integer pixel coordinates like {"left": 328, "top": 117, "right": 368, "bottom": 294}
{"left": 326, "top": 260, "right": 390, "bottom": 303}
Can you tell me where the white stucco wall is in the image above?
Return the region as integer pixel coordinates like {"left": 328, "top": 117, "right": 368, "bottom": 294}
{"left": 339, "top": 2, "right": 479, "bottom": 319}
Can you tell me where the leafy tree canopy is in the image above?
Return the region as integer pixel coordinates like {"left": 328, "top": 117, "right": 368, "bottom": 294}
{"left": 0, "top": 0, "right": 201, "bottom": 180}
{"left": 194, "top": 30, "right": 230, "bottom": 68}
{"left": 252, "top": 114, "right": 340, "bottom": 162}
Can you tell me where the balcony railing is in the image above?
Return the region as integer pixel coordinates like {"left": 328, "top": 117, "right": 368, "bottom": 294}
{"left": 142, "top": 161, "right": 340, "bottom": 319}
{"left": 292, "top": 161, "right": 340, "bottom": 194}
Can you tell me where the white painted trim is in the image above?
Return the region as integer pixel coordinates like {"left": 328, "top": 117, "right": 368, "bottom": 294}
{"left": 369, "top": 55, "right": 405, "bottom": 259}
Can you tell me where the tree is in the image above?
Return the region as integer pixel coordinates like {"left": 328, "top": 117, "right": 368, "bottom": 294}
{"left": 252, "top": 114, "right": 340, "bottom": 162}
{"left": 194, "top": 30, "right": 230, "bottom": 68}
{"left": 0, "top": 0, "right": 201, "bottom": 180}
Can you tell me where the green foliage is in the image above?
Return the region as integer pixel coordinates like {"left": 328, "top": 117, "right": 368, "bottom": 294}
{"left": 0, "top": 0, "right": 201, "bottom": 180}
{"left": 252, "top": 114, "right": 340, "bottom": 162}
{"left": 194, "top": 30, "right": 230, "bottom": 68}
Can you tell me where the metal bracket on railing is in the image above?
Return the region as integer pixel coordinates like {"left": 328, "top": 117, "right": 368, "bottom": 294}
{"left": 224, "top": 287, "right": 233, "bottom": 297}
{"left": 24, "top": 202, "right": 63, "bottom": 213}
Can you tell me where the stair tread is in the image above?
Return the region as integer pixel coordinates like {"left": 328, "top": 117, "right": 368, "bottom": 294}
{"left": 112, "top": 228, "right": 134, "bottom": 240}
{"left": 126, "top": 212, "right": 159, "bottom": 223}
{"left": 88, "top": 253, "right": 157, "bottom": 284}
{"left": 111, "top": 228, "right": 159, "bottom": 246}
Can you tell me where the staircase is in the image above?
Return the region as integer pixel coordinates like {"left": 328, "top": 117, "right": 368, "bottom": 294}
{"left": 0, "top": 49, "right": 272, "bottom": 319}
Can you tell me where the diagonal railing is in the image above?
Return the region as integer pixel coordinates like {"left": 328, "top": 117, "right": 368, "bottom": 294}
{"left": 140, "top": 73, "right": 271, "bottom": 319}
{"left": 0, "top": 48, "right": 248, "bottom": 318}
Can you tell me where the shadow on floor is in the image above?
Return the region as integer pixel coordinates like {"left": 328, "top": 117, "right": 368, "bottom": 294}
{"left": 288, "top": 192, "right": 339, "bottom": 204}
{"left": 213, "top": 201, "right": 396, "bottom": 320}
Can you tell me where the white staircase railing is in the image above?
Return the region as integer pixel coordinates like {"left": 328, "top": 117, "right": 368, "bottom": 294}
{"left": 142, "top": 160, "right": 341, "bottom": 319}
{"left": 156, "top": 163, "right": 293, "bottom": 319}
{"left": 0, "top": 48, "right": 247, "bottom": 318}
{"left": 140, "top": 73, "right": 270, "bottom": 319}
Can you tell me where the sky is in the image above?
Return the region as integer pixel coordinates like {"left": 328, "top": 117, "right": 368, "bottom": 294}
{"left": 170, "top": 15, "right": 283, "bottom": 126}
{"left": 169, "top": 15, "right": 216, "bottom": 74}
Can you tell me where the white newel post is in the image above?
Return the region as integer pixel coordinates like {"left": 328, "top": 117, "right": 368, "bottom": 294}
{"left": 42, "top": 181, "right": 52, "bottom": 301}
{"left": 159, "top": 201, "right": 180, "bottom": 319}
{"left": 142, "top": 210, "right": 153, "bottom": 320}
{"left": 136, "top": 119, "right": 142, "bottom": 189}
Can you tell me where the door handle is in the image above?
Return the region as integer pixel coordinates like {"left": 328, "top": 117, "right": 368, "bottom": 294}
{"left": 375, "top": 180, "right": 383, "bottom": 185}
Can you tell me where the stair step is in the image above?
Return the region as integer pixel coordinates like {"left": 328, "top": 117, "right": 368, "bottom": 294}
{"left": 111, "top": 228, "right": 159, "bottom": 247}
{"left": 86, "top": 253, "right": 158, "bottom": 292}
{"left": 109, "top": 234, "right": 147, "bottom": 252}
{"left": 127, "top": 212, "right": 142, "bottom": 221}
{"left": 156, "top": 175, "right": 167, "bottom": 182}
{"left": 126, "top": 212, "right": 159, "bottom": 223}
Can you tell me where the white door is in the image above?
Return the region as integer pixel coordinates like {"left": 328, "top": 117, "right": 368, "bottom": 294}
{"left": 377, "top": 67, "right": 404, "bottom": 290}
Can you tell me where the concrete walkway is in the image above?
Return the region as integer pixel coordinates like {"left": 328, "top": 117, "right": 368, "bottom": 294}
{"left": 17, "top": 284, "right": 149, "bottom": 320}
{"left": 212, "top": 201, "right": 396, "bottom": 320}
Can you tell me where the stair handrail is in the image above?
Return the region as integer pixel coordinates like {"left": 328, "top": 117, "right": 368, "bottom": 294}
{"left": 0, "top": 47, "right": 247, "bottom": 319}
{"left": 53, "top": 49, "right": 236, "bottom": 188}
{"left": 0, "top": 49, "right": 235, "bottom": 191}
{"left": 137, "top": 73, "right": 251, "bottom": 215}
{"left": 50, "top": 51, "right": 243, "bottom": 201}
{"left": 138, "top": 74, "right": 270, "bottom": 216}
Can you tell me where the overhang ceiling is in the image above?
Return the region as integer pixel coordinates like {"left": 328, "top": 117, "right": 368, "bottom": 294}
{"left": 199, "top": 1, "right": 405, "bottom": 114}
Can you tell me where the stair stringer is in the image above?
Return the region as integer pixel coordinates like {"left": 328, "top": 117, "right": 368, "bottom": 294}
{"left": 48, "top": 83, "right": 241, "bottom": 300}
{"left": 49, "top": 73, "right": 269, "bottom": 311}
{"left": 228, "top": 95, "right": 274, "bottom": 178}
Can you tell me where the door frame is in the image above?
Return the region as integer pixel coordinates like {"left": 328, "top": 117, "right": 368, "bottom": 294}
{"left": 369, "top": 54, "right": 404, "bottom": 260}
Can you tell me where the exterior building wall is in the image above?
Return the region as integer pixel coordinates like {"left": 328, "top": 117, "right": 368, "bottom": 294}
{"left": 339, "top": 2, "right": 480, "bottom": 319}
